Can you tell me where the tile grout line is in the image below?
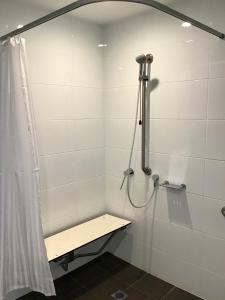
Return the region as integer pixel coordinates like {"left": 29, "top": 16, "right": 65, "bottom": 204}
{"left": 126, "top": 272, "right": 148, "bottom": 290}
{"left": 160, "top": 286, "right": 176, "bottom": 300}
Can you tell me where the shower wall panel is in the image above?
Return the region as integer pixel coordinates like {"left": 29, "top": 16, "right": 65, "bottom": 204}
{"left": 104, "top": 7, "right": 225, "bottom": 300}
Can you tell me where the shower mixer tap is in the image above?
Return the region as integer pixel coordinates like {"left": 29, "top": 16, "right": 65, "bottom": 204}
{"left": 120, "top": 168, "right": 134, "bottom": 190}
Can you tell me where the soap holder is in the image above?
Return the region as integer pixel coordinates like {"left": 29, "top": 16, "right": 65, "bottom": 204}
{"left": 160, "top": 180, "right": 186, "bottom": 191}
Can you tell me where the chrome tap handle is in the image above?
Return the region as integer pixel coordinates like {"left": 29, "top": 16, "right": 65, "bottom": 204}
{"left": 120, "top": 174, "right": 126, "bottom": 190}
{"left": 120, "top": 168, "right": 134, "bottom": 190}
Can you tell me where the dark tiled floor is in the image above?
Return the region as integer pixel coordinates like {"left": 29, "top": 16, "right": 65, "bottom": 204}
{"left": 19, "top": 252, "right": 203, "bottom": 300}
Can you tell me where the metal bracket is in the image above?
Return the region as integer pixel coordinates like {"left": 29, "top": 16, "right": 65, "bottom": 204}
{"left": 53, "top": 229, "right": 121, "bottom": 272}
{"left": 54, "top": 251, "right": 75, "bottom": 272}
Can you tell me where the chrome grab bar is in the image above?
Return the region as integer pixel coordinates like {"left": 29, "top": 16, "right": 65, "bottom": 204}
{"left": 160, "top": 180, "right": 186, "bottom": 191}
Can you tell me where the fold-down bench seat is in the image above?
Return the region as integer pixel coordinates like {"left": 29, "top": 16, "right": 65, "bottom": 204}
{"left": 45, "top": 214, "right": 131, "bottom": 263}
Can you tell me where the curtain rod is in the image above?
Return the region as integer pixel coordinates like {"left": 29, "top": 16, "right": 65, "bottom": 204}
{"left": 0, "top": 0, "right": 224, "bottom": 41}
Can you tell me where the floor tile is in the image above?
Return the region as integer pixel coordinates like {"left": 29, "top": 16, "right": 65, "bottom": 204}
{"left": 18, "top": 253, "right": 201, "bottom": 300}
{"left": 71, "top": 262, "right": 109, "bottom": 286}
{"left": 88, "top": 277, "right": 128, "bottom": 299}
{"left": 132, "top": 274, "right": 174, "bottom": 299}
{"left": 54, "top": 273, "right": 82, "bottom": 296}
{"left": 66, "top": 287, "right": 101, "bottom": 300}
{"left": 165, "top": 288, "right": 203, "bottom": 300}
{"left": 111, "top": 263, "right": 146, "bottom": 285}
{"left": 126, "top": 287, "right": 156, "bottom": 300}
{"left": 19, "top": 292, "right": 46, "bottom": 299}
{"left": 95, "top": 252, "right": 126, "bottom": 271}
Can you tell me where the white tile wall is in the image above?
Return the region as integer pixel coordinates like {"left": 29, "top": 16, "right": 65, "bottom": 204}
{"left": 204, "top": 159, "right": 225, "bottom": 200}
{"left": 208, "top": 78, "right": 225, "bottom": 119}
{"left": 25, "top": 17, "right": 105, "bottom": 238}
{"left": 151, "top": 80, "right": 207, "bottom": 120}
{"left": 41, "top": 176, "right": 105, "bottom": 235}
{"left": 2, "top": 1, "right": 225, "bottom": 300}
{"left": 150, "top": 248, "right": 225, "bottom": 300}
{"left": 209, "top": 38, "right": 225, "bottom": 79}
{"left": 150, "top": 119, "right": 206, "bottom": 157}
{"left": 206, "top": 121, "right": 225, "bottom": 160}
{"left": 104, "top": 5, "right": 225, "bottom": 300}
{"left": 70, "top": 119, "right": 104, "bottom": 150}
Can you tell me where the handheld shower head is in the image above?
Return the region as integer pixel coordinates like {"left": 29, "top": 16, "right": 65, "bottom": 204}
{"left": 136, "top": 54, "right": 153, "bottom": 64}
{"left": 136, "top": 54, "right": 146, "bottom": 64}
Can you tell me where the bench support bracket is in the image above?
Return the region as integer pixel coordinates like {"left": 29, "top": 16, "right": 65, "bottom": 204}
{"left": 54, "top": 228, "right": 123, "bottom": 271}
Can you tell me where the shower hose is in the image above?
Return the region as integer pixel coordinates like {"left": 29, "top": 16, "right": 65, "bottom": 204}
{"left": 123, "top": 81, "right": 159, "bottom": 208}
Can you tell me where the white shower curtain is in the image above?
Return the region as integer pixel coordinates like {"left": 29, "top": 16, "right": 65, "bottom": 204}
{"left": 0, "top": 38, "right": 55, "bottom": 298}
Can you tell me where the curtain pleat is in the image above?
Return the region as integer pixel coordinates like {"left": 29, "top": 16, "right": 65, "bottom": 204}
{"left": 0, "top": 37, "right": 55, "bottom": 299}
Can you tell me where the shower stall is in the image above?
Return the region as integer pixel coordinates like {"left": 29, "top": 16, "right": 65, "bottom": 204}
{"left": 1, "top": 0, "right": 225, "bottom": 299}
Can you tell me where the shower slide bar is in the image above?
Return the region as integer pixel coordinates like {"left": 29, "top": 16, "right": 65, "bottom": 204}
{"left": 136, "top": 53, "right": 153, "bottom": 176}
{"left": 0, "top": 0, "right": 224, "bottom": 41}
{"left": 44, "top": 214, "right": 131, "bottom": 271}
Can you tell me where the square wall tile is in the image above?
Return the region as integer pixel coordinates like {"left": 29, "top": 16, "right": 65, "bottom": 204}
{"left": 40, "top": 153, "right": 74, "bottom": 189}
{"left": 37, "top": 120, "right": 72, "bottom": 155}
{"left": 70, "top": 119, "right": 104, "bottom": 150}
{"left": 206, "top": 121, "right": 225, "bottom": 160}
{"left": 73, "top": 176, "right": 105, "bottom": 219}
{"left": 31, "top": 84, "right": 71, "bottom": 121}
{"left": 209, "top": 38, "right": 225, "bottom": 79}
{"left": 208, "top": 78, "right": 225, "bottom": 120}
{"left": 40, "top": 183, "right": 76, "bottom": 234}
{"left": 105, "top": 119, "right": 135, "bottom": 149}
{"left": 155, "top": 190, "right": 225, "bottom": 240}
{"left": 104, "top": 86, "right": 138, "bottom": 119}
{"left": 41, "top": 176, "right": 105, "bottom": 235}
{"left": 105, "top": 176, "right": 129, "bottom": 217}
{"left": 27, "top": 20, "right": 73, "bottom": 85}
{"left": 104, "top": 51, "right": 138, "bottom": 88}
{"left": 150, "top": 248, "right": 225, "bottom": 300}
{"left": 204, "top": 159, "right": 225, "bottom": 200}
{"left": 151, "top": 80, "right": 207, "bottom": 120}
{"left": 153, "top": 39, "right": 209, "bottom": 82}
{"left": 153, "top": 219, "right": 225, "bottom": 278}
{"left": 105, "top": 148, "right": 133, "bottom": 178}
{"left": 72, "top": 149, "right": 105, "bottom": 181}
{"left": 150, "top": 120, "right": 206, "bottom": 157}
{"left": 70, "top": 87, "right": 103, "bottom": 119}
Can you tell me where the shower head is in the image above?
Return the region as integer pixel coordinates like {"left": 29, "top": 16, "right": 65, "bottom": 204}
{"left": 146, "top": 53, "right": 153, "bottom": 63}
{"left": 136, "top": 53, "right": 153, "bottom": 81}
{"left": 136, "top": 54, "right": 146, "bottom": 64}
{"left": 136, "top": 54, "right": 153, "bottom": 64}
